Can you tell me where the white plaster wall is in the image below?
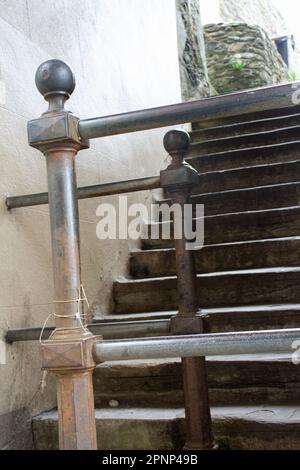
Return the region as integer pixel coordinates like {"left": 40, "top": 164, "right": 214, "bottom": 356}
{"left": 0, "top": 0, "right": 181, "bottom": 448}
{"left": 200, "top": 0, "right": 221, "bottom": 25}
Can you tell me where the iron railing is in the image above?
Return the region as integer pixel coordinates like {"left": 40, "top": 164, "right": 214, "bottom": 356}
{"left": 7, "top": 58, "right": 300, "bottom": 450}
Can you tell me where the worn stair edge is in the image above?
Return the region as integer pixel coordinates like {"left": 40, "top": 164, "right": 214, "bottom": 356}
{"left": 93, "top": 305, "right": 300, "bottom": 334}
{"left": 189, "top": 126, "right": 300, "bottom": 157}
{"left": 142, "top": 206, "right": 300, "bottom": 249}
{"left": 187, "top": 141, "right": 300, "bottom": 174}
{"left": 156, "top": 182, "right": 300, "bottom": 216}
{"left": 131, "top": 237, "right": 300, "bottom": 278}
{"left": 113, "top": 267, "right": 300, "bottom": 314}
{"left": 32, "top": 405, "right": 300, "bottom": 450}
{"left": 191, "top": 113, "right": 300, "bottom": 141}
{"left": 93, "top": 354, "right": 300, "bottom": 407}
{"left": 190, "top": 159, "right": 300, "bottom": 195}
{"left": 192, "top": 104, "right": 300, "bottom": 130}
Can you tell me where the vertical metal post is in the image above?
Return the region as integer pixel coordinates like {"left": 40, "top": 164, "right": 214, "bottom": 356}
{"left": 27, "top": 60, "right": 99, "bottom": 450}
{"left": 161, "top": 130, "right": 215, "bottom": 450}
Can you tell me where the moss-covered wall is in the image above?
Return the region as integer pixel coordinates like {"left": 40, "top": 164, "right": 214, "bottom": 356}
{"left": 204, "top": 23, "right": 289, "bottom": 94}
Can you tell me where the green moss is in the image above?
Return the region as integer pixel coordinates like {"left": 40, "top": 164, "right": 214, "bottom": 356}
{"left": 231, "top": 59, "right": 246, "bottom": 71}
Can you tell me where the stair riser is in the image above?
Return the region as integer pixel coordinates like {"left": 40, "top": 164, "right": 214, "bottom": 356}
{"left": 205, "top": 310, "right": 300, "bottom": 333}
{"left": 142, "top": 208, "right": 300, "bottom": 250}
{"left": 188, "top": 143, "right": 300, "bottom": 172}
{"left": 114, "top": 270, "right": 300, "bottom": 313}
{"left": 191, "top": 161, "right": 300, "bottom": 193}
{"left": 94, "top": 387, "right": 300, "bottom": 408}
{"left": 192, "top": 183, "right": 300, "bottom": 215}
{"left": 32, "top": 411, "right": 300, "bottom": 450}
{"left": 161, "top": 183, "right": 300, "bottom": 216}
{"left": 192, "top": 105, "right": 300, "bottom": 130}
{"left": 131, "top": 239, "right": 300, "bottom": 278}
{"left": 94, "top": 361, "right": 300, "bottom": 408}
{"left": 191, "top": 115, "right": 300, "bottom": 142}
{"left": 93, "top": 309, "right": 300, "bottom": 334}
{"left": 188, "top": 127, "right": 300, "bottom": 157}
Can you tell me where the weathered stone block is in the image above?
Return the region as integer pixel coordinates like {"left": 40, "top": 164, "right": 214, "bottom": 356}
{"left": 204, "top": 23, "right": 290, "bottom": 94}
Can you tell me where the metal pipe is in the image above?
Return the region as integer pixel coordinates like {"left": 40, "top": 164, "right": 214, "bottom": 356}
{"left": 31, "top": 59, "right": 98, "bottom": 450}
{"left": 6, "top": 176, "right": 161, "bottom": 209}
{"left": 78, "top": 82, "right": 300, "bottom": 140}
{"left": 93, "top": 328, "right": 300, "bottom": 363}
{"left": 5, "top": 319, "right": 170, "bottom": 343}
{"left": 161, "top": 129, "right": 214, "bottom": 449}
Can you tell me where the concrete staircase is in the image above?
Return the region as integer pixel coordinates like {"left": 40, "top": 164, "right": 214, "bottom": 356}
{"left": 33, "top": 105, "right": 300, "bottom": 450}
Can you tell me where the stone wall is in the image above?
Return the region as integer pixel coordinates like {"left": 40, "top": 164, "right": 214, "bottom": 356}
{"left": 176, "top": 0, "right": 211, "bottom": 100}
{"left": 204, "top": 23, "right": 290, "bottom": 94}
{"left": 0, "top": 0, "right": 181, "bottom": 449}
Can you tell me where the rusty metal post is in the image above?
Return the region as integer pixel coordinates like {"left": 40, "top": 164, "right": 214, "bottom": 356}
{"left": 161, "top": 129, "right": 215, "bottom": 450}
{"left": 27, "top": 60, "right": 99, "bottom": 450}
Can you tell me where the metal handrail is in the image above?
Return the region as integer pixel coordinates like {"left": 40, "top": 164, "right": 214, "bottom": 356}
{"left": 15, "top": 59, "right": 300, "bottom": 449}
{"left": 93, "top": 327, "right": 300, "bottom": 363}
{"left": 5, "top": 318, "right": 171, "bottom": 343}
{"left": 6, "top": 175, "right": 161, "bottom": 209}
{"left": 79, "top": 82, "right": 300, "bottom": 139}
{"left": 7, "top": 81, "right": 300, "bottom": 210}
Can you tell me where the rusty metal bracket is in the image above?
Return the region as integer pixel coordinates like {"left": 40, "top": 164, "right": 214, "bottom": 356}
{"left": 170, "top": 314, "right": 203, "bottom": 336}
{"left": 42, "top": 335, "right": 102, "bottom": 371}
{"left": 28, "top": 113, "right": 88, "bottom": 150}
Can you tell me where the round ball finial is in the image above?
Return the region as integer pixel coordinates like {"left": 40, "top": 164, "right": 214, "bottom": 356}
{"left": 35, "top": 59, "right": 75, "bottom": 100}
{"left": 163, "top": 129, "right": 191, "bottom": 155}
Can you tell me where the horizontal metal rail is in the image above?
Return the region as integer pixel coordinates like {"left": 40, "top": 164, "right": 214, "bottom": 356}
{"left": 93, "top": 328, "right": 300, "bottom": 363}
{"left": 79, "top": 82, "right": 300, "bottom": 140}
{"left": 6, "top": 175, "right": 161, "bottom": 209}
{"left": 5, "top": 318, "right": 171, "bottom": 343}
{"left": 7, "top": 82, "right": 300, "bottom": 210}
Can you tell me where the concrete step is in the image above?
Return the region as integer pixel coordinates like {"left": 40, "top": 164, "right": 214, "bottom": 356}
{"left": 191, "top": 113, "right": 300, "bottom": 142}
{"left": 113, "top": 267, "right": 300, "bottom": 314}
{"left": 188, "top": 126, "right": 300, "bottom": 157}
{"left": 131, "top": 237, "right": 300, "bottom": 278}
{"left": 165, "top": 182, "right": 300, "bottom": 216}
{"left": 187, "top": 141, "right": 300, "bottom": 173}
{"left": 191, "top": 160, "right": 300, "bottom": 195}
{"left": 93, "top": 304, "right": 300, "bottom": 334}
{"left": 142, "top": 206, "right": 300, "bottom": 250}
{"left": 32, "top": 405, "right": 300, "bottom": 450}
{"left": 93, "top": 354, "right": 300, "bottom": 408}
{"left": 192, "top": 104, "right": 300, "bottom": 130}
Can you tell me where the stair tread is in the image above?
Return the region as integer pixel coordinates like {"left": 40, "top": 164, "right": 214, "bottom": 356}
{"left": 117, "top": 266, "right": 300, "bottom": 284}
{"left": 32, "top": 404, "right": 300, "bottom": 449}
{"left": 188, "top": 142, "right": 300, "bottom": 173}
{"left": 188, "top": 139, "right": 300, "bottom": 160}
{"left": 190, "top": 124, "right": 300, "bottom": 148}
{"left": 146, "top": 205, "right": 300, "bottom": 225}
{"left": 191, "top": 113, "right": 300, "bottom": 139}
{"left": 143, "top": 206, "right": 300, "bottom": 249}
{"left": 94, "top": 303, "right": 300, "bottom": 323}
{"left": 192, "top": 104, "right": 300, "bottom": 129}
{"left": 34, "top": 405, "right": 300, "bottom": 425}
{"left": 133, "top": 235, "right": 300, "bottom": 252}
{"left": 97, "top": 353, "right": 293, "bottom": 369}
{"left": 159, "top": 180, "right": 300, "bottom": 202}
{"left": 155, "top": 182, "right": 300, "bottom": 216}
{"left": 199, "top": 159, "right": 300, "bottom": 177}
